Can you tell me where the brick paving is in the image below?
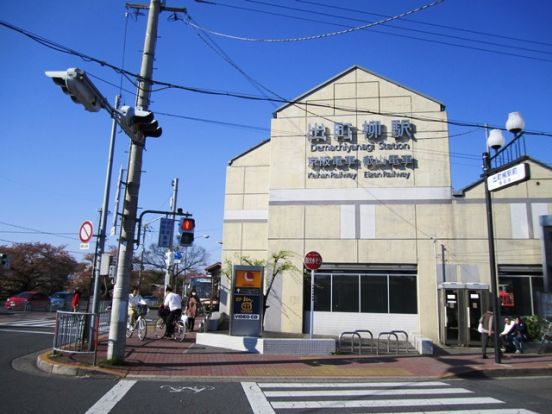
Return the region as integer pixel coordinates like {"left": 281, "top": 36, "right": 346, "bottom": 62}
{"left": 42, "top": 330, "right": 552, "bottom": 380}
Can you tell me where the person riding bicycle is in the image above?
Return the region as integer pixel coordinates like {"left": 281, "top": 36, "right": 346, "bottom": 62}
{"left": 163, "top": 286, "right": 182, "bottom": 338}
{"left": 128, "top": 287, "right": 147, "bottom": 327}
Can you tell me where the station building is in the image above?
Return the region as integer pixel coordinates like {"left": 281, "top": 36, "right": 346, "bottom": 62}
{"left": 220, "top": 65, "right": 552, "bottom": 345}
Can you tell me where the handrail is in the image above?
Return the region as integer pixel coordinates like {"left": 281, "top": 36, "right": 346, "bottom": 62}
{"left": 377, "top": 331, "right": 399, "bottom": 355}
{"left": 354, "top": 329, "right": 374, "bottom": 354}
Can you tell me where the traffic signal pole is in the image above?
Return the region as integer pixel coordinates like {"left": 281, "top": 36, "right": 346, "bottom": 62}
{"left": 107, "top": 0, "right": 160, "bottom": 362}
{"left": 164, "top": 178, "right": 179, "bottom": 293}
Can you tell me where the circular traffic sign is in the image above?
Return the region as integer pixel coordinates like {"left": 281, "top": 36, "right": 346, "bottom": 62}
{"left": 304, "top": 251, "right": 322, "bottom": 270}
{"left": 79, "top": 220, "right": 94, "bottom": 243}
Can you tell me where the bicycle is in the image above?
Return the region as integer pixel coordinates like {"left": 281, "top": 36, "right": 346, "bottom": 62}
{"left": 126, "top": 304, "right": 148, "bottom": 341}
{"left": 154, "top": 306, "right": 187, "bottom": 342}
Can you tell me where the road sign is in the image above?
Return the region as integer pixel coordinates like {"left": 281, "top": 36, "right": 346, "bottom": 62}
{"left": 79, "top": 220, "right": 94, "bottom": 244}
{"left": 487, "top": 162, "right": 530, "bottom": 192}
{"left": 158, "top": 218, "right": 175, "bottom": 248}
{"left": 304, "top": 251, "right": 322, "bottom": 270}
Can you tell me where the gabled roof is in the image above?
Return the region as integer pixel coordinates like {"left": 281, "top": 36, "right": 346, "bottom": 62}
{"left": 455, "top": 156, "right": 552, "bottom": 196}
{"left": 228, "top": 138, "right": 270, "bottom": 166}
{"left": 273, "top": 65, "right": 445, "bottom": 118}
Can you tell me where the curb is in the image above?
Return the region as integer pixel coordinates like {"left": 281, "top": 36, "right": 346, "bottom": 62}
{"left": 35, "top": 350, "right": 552, "bottom": 381}
{"left": 36, "top": 352, "right": 125, "bottom": 378}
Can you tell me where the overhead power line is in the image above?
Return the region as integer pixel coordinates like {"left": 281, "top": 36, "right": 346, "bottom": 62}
{"left": 184, "top": 0, "right": 445, "bottom": 42}
{"left": 2, "top": 19, "right": 552, "bottom": 139}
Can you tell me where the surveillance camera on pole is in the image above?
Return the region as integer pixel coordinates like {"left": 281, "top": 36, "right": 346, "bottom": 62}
{"left": 45, "top": 68, "right": 107, "bottom": 112}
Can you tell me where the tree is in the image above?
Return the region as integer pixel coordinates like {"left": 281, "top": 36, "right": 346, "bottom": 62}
{"left": 0, "top": 242, "right": 78, "bottom": 295}
{"left": 225, "top": 250, "right": 299, "bottom": 328}
{"left": 138, "top": 243, "right": 208, "bottom": 292}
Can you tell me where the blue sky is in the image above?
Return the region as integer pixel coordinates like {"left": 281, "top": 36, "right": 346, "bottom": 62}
{"left": 1, "top": 0, "right": 551, "bottom": 263}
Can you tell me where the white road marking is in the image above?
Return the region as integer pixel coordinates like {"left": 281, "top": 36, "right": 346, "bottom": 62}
{"left": 271, "top": 396, "right": 502, "bottom": 409}
{"left": 85, "top": 380, "right": 137, "bottom": 414}
{"left": 241, "top": 382, "right": 276, "bottom": 414}
{"left": 258, "top": 381, "right": 448, "bottom": 388}
{"left": 354, "top": 411, "right": 539, "bottom": 414}
{"left": 0, "top": 328, "right": 53, "bottom": 335}
{"left": 264, "top": 387, "right": 472, "bottom": 397}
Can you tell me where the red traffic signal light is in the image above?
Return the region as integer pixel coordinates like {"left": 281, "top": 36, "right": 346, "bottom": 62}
{"left": 180, "top": 218, "right": 195, "bottom": 232}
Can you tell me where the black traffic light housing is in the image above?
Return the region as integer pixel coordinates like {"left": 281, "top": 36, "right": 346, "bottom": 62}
{"left": 179, "top": 218, "right": 195, "bottom": 247}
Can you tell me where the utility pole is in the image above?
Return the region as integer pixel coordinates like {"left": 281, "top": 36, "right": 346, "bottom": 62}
{"left": 107, "top": 0, "right": 185, "bottom": 362}
{"left": 164, "top": 178, "right": 179, "bottom": 291}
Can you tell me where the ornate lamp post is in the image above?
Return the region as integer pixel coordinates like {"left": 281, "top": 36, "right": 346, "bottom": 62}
{"left": 482, "top": 112, "right": 525, "bottom": 364}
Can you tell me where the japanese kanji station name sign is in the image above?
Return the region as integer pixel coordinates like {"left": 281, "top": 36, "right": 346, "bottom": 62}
{"left": 306, "top": 119, "right": 417, "bottom": 181}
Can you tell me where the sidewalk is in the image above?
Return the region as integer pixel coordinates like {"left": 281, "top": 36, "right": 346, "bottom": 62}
{"left": 37, "top": 331, "right": 552, "bottom": 380}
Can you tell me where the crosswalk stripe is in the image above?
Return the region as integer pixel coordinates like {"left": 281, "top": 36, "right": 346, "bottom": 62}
{"left": 356, "top": 410, "right": 539, "bottom": 414}
{"left": 264, "top": 387, "right": 472, "bottom": 397}
{"left": 2, "top": 320, "right": 55, "bottom": 327}
{"left": 258, "top": 381, "right": 448, "bottom": 388}
{"left": 271, "top": 397, "right": 503, "bottom": 409}
{"left": 242, "top": 382, "right": 276, "bottom": 414}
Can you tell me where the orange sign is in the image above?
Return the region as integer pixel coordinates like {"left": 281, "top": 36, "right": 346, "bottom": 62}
{"left": 235, "top": 270, "right": 262, "bottom": 289}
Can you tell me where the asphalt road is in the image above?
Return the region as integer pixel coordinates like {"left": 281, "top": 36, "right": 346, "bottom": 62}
{"left": 1, "top": 312, "right": 552, "bottom": 414}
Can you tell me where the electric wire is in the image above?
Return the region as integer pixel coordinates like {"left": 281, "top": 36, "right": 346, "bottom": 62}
{"left": 235, "top": 0, "right": 552, "bottom": 57}
{"left": 185, "top": 0, "right": 445, "bottom": 42}
{"left": 2, "top": 19, "right": 552, "bottom": 139}
{"left": 0, "top": 221, "right": 77, "bottom": 241}
{"left": 191, "top": 1, "right": 552, "bottom": 62}
{"left": 295, "top": 0, "right": 552, "bottom": 48}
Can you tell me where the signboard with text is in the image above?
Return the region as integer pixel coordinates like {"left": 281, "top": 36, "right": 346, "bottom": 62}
{"left": 230, "top": 265, "right": 264, "bottom": 337}
{"left": 158, "top": 218, "right": 174, "bottom": 248}
{"left": 487, "top": 163, "right": 530, "bottom": 192}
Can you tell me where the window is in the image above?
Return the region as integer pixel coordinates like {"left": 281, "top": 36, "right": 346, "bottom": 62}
{"left": 314, "top": 273, "right": 331, "bottom": 311}
{"left": 499, "top": 274, "right": 544, "bottom": 316}
{"left": 389, "top": 275, "right": 417, "bottom": 314}
{"left": 361, "top": 275, "right": 387, "bottom": 313}
{"left": 332, "top": 274, "right": 359, "bottom": 312}
{"left": 306, "top": 270, "right": 417, "bottom": 315}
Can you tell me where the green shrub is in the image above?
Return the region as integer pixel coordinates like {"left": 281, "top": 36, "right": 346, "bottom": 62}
{"left": 524, "top": 315, "right": 540, "bottom": 341}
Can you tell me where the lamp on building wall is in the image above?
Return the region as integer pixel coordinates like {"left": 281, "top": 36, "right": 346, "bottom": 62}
{"left": 482, "top": 112, "right": 526, "bottom": 364}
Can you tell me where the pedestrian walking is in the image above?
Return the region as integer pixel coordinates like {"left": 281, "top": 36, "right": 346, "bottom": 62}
{"left": 185, "top": 289, "right": 199, "bottom": 331}
{"left": 479, "top": 309, "right": 494, "bottom": 359}
{"left": 71, "top": 288, "right": 80, "bottom": 312}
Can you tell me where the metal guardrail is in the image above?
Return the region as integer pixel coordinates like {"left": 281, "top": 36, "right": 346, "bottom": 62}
{"left": 53, "top": 309, "right": 111, "bottom": 364}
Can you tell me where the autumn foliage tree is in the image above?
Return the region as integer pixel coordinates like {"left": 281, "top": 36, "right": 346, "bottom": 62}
{"left": 0, "top": 242, "right": 78, "bottom": 296}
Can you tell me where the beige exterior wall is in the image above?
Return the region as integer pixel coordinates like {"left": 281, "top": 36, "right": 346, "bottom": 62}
{"left": 221, "top": 66, "right": 552, "bottom": 343}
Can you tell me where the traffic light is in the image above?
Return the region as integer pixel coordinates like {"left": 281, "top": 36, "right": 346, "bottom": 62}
{"left": 0, "top": 253, "right": 9, "bottom": 270}
{"left": 45, "top": 68, "right": 105, "bottom": 112}
{"left": 179, "top": 218, "right": 195, "bottom": 246}
{"left": 119, "top": 106, "right": 162, "bottom": 140}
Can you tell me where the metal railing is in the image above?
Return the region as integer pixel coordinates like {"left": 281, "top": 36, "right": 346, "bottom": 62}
{"left": 377, "top": 331, "right": 399, "bottom": 355}
{"left": 53, "top": 308, "right": 111, "bottom": 364}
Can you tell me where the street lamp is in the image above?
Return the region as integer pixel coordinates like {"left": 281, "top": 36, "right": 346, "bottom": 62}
{"left": 482, "top": 112, "right": 525, "bottom": 364}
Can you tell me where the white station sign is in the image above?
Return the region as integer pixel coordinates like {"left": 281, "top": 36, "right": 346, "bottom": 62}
{"left": 487, "top": 163, "right": 530, "bottom": 192}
